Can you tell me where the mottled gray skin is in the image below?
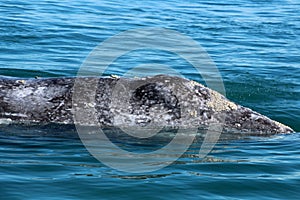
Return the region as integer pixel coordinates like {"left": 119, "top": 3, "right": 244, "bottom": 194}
{"left": 0, "top": 75, "right": 294, "bottom": 135}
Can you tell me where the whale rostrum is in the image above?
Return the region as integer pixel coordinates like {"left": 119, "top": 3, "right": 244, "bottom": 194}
{"left": 0, "top": 75, "right": 294, "bottom": 135}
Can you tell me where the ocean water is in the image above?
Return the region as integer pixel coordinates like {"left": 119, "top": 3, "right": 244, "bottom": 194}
{"left": 0, "top": 0, "right": 300, "bottom": 199}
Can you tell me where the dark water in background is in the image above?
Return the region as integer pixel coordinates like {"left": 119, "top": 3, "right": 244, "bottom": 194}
{"left": 0, "top": 0, "right": 299, "bottom": 199}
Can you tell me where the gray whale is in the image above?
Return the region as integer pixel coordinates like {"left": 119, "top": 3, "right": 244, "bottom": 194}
{"left": 0, "top": 75, "right": 294, "bottom": 135}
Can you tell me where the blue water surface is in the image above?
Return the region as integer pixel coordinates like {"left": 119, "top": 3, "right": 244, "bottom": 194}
{"left": 0, "top": 0, "right": 299, "bottom": 199}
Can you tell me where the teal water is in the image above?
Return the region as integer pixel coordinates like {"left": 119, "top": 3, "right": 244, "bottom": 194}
{"left": 0, "top": 0, "right": 300, "bottom": 199}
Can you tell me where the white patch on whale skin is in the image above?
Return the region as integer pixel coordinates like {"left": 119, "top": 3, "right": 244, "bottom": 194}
{"left": 250, "top": 113, "right": 261, "bottom": 120}
{"left": 12, "top": 86, "right": 46, "bottom": 98}
{"left": 13, "top": 87, "right": 34, "bottom": 98}
{"left": 3, "top": 112, "right": 28, "bottom": 118}
{"left": 0, "top": 118, "right": 12, "bottom": 125}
